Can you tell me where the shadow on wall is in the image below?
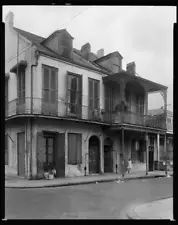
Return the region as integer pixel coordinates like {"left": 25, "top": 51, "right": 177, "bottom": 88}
{"left": 66, "top": 164, "right": 83, "bottom": 177}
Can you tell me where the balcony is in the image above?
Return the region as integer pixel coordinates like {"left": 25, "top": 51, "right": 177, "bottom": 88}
{"left": 108, "top": 111, "right": 166, "bottom": 129}
{"left": 5, "top": 97, "right": 107, "bottom": 124}
{"left": 6, "top": 98, "right": 166, "bottom": 130}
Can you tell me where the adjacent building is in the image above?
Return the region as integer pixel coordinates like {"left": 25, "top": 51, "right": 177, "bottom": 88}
{"left": 148, "top": 108, "right": 173, "bottom": 162}
{"left": 5, "top": 11, "right": 169, "bottom": 179}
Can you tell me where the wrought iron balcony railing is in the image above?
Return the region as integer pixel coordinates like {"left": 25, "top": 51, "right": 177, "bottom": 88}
{"left": 5, "top": 97, "right": 108, "bottom": 123}
{"left": 108, "top": 110, "right": 166, "bottom": 129}
{"left": 5, "top": 97, "right": 166, "bottom": 129}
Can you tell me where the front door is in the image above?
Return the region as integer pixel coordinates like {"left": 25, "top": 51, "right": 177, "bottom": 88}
{"left": 54, "top": 133, "right": 65, "bottom": 178}
{"left": 89, "top": 136, "right": 100, "bottom": 174}
{"left": 17, "top": 132, "right": 25, "bottom": 177}
{"left": 104, "top": 147, "right": 113, "bottom": 173}
{"left": 149, "top": 147, "right": 154, "bottom": 171}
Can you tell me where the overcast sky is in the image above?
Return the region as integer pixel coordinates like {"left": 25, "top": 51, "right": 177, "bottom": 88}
{"left": 3, "top": 6, "right": 176, "bottom": 111}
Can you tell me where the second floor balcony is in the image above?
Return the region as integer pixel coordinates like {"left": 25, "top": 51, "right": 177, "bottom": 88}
{"left": 5, "top": 97, "right": 166, "bottom": 130}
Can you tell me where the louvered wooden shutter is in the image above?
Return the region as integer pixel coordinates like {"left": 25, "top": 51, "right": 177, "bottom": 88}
{"left": 37, "top": 132, "right": 45, "bottom": 179}
{"left": 94, "top": 80, "right": 99, "bottom": 110}
{"left": 89, "top": 79, "right": 93, "bottom": 110}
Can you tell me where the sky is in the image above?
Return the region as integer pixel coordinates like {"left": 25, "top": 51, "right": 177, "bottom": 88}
{"left": 3, "top": 5, "right": 176, "bottom": 111}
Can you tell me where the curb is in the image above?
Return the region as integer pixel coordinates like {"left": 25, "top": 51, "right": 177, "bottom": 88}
{"left": 5, "top": 174, "right": 172, "bottom": 189}
{"left": 126, "top": 197, "right": 173, "bottom": 219}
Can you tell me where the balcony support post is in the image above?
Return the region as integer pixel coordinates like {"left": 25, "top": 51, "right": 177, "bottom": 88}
{"left": 157, "top": 133, "right": 160, "bottom": 161}
{"left": 164, "top": 133, "right": 168, "bottom": 176}
{"left": 159, "top": 88, "right": 168, "bottom": 129}
{"left": 122, "top": 128, "right": 124, "bottom": 156}
{"left": 145, "top": 132, "right": 149, "bottom": 175}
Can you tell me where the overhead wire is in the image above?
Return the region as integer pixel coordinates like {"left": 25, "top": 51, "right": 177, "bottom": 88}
{"left": 6, "top": 7, "right": 91, "bottom": 64}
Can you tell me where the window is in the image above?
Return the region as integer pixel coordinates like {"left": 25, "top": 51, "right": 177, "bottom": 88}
{"left": 125, "top": 90, "right": 131, "bottom": 108}
{"left": 167, "top": 117, "right": 172, "bottom": 124}
{"left": 89, "top": 78, "right": 100, "bottom": 110}
{"left": 67, "top": 72, "right": 82, "bottom": 115}
{"left": 105, "top": 86, "right": 115, "bottom": 112}
{"left": 136, "top": 95, "right": 144, "bottom": 114}
{"left": 113, "top": 64, "right": 120, "bottom": 73}
{"left": 43, "top": 65, "right": 58, "bottom": 103}
{"left": 44, "top": 136, "right": 54, "bottom": 165}
{"left": 68, "top": 133, "right": 82, "bottom": 165}
{"left": 18, "top": 70, "right": 25, "bottom": 104}
{"left": 5, "top": 134, "right": 8, "bottom": 165}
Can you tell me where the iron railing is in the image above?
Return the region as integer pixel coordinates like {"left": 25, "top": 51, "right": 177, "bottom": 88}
{"left": 5, "top": 97, "right": 107, "bottom": 123}
{"left": 5, "top": 97, "right": 166, "bottom": 129}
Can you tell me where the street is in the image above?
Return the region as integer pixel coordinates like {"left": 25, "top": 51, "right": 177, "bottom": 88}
{"left": 5, "top": 177, "right": 173, "bottom": 219}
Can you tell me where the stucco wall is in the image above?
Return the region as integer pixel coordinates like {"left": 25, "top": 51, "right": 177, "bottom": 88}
{"left": 5, "top": 24, "right": 33, "bottom": 116}
{"left": 32, "top": 118, "right": 104, "bottom": 178}
{"left": 32, "top": 56, "right": 104, "bottom": 116}
{"left": 5, "top": 121, "right": 26, "bottom": 175}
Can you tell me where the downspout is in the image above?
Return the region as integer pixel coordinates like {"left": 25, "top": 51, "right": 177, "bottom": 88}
{"left": 29, "top": 49, "right": 39, "bottom": 179}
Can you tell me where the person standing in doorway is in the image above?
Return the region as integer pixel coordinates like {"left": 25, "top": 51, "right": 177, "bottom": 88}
{"left": 127, "top": 158, "right": 132, "bottom": 174}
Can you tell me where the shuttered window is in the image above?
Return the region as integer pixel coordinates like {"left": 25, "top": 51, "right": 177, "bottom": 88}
{"left": 125, "top": 90, "right": 131, "bottom": 108}
{"left": 105, "top": 86, "right": 114, "bottom": 112}
{"left": 136, "top": 95, "right": 144, "bottom": 114}
{"left": 43, "top": 65, "right": 58, "bottom": 103}
{"left": 88, "top": 78, "right": 99, "bottom": 110}
{"left": 67, "top": 72, "right": 82, "bottom": 115}
{"left": 18, "top": 70, "right": 25, "bottom": 105}
{"left": 68, "top": 133, "right": 82, "bottom": 165}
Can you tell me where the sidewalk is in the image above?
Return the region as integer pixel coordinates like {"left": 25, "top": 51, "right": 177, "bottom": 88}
{"left": 5, "top": 170, "right": 173, "bottom": 189}
{"left": 127, "top": 198, "right": 173, "bottom": 220}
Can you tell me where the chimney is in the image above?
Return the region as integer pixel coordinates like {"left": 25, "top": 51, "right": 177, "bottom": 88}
{"left": 97, "top": 49, "right": 104, "bottom": 58}
{"left": 126, "top": 62, "right": 136, "bottom": 76}
{"left": 5, "top": 11, "right": 14, "bottom": 28}
{"left": 81, "top": 43, "right": 91, "bottom": 60}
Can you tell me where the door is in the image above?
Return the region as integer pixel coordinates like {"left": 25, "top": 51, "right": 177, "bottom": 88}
{"left": 89, "top": 136, "right": 100, "bottom": 174}
{"left": 54, "top": 133, "right": 65, "bottom": 178}
{"left": 149, "top": 147, "right": 154, "bottom": 171}
{"left": 104, "top": 137, "right": 113, "bottom": 173}
{"left": 37, "top": 132, "right": 45, "bottom": 179}
{"left": 17, "top": 132, "right": 25, "bottom": 177}
{"left": 104, "top": 147, "right": 113, "bottom": 173}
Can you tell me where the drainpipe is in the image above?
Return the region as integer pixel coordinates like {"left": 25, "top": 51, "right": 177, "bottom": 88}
{"left": 29, "top": 50, "right": 39, "bottom": 179}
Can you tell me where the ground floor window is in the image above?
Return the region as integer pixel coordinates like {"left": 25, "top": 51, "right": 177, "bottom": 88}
{"left": 68, "top": 133, "right": 82, "bottom": 165}
{"left": 5, "top": 134, "right": 8, "bottom": 165}
{"left": 44, "top": 136, "right": 54, "bottom": 165}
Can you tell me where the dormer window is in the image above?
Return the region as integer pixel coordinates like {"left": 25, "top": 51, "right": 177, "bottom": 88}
{"left": 113, "top": 64, "right": 120, "bottom": 73}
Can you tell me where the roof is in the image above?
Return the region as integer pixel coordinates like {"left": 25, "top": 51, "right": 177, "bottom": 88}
{"left": 94, "top": 51, "right": 123, "bottom": 62}
{"left": 14, "top": 27, "right": 105, "bottom": 74}
{"left": 103, "top": 70, "right": 168, "bottom": 93}
{"left": 148, "top": 109, "right": 173, "bottom": 116}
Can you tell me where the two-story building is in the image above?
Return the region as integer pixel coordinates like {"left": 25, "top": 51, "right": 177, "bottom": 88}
{"left": 148, "top": 108, "right": 173, "bottom": 163}
{"left": 5, "top": 11, "right": 168, "bottom": 179}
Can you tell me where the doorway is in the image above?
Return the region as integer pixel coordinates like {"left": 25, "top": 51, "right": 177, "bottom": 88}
{"left": 104, "top": 137, "right": 113, "bottom": 173}
{"left": 89, "top": 135, "right": 100, "bottom": 174}
{"left": 37, "top": 132, "right": 65, "bottom": 179}
{"left": 17, "top": 132, "right": 25, "bottom": 177}
{"left": 149, "top": 136, "right": 154, "bottom": 171}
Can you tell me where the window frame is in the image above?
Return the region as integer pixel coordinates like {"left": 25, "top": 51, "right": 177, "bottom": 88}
{"left": 17, "top": 69, "right": 25, "bottom": 105}
{"left": 42, "top": 65, "right": 58, "bottom": 103}
{"left": 68, "top": 133, "right": 82, "bottom": 165}
{"left": 88, "top": 78, "right": 100, "bottom": 111}
{"left": 136, "top": 94, "right": 144, "bottom": 114}
{"left": 67, "top": 71, "right": 82, "bottom": 116}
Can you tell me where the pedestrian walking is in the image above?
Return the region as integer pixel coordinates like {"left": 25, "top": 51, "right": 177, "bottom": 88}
{"left": 127, "top": 158, "right": 132, "bottom": 174}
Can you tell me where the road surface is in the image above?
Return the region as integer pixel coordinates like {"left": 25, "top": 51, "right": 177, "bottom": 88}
{"left": 5, "top": 177, "right": 173, "bottom": 219}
